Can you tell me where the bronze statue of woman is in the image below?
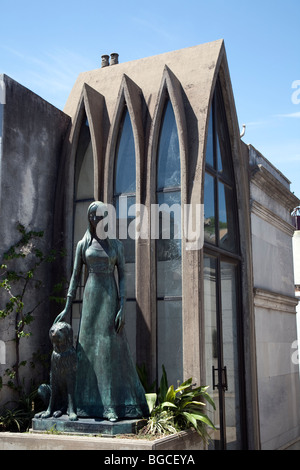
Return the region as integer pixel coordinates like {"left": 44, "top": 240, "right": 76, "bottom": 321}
{"left": 54, "top": 201, "right": 148, "bottom": 422}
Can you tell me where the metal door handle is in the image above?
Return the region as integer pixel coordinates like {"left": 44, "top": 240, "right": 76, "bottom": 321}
{"left": 212, "top": 365, "right": 228, "bottom": 391}
{"left": 212, "top": 365, "right": 218, "bottom": 390}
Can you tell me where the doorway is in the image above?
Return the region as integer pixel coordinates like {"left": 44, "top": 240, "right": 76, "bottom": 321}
{"left": 204, "top": 253, "right": 246, "bottom": 449}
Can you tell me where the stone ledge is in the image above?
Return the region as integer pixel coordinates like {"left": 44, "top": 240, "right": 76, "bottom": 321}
{"left": 0, "top": 429, "right": 203, "bottom": 451}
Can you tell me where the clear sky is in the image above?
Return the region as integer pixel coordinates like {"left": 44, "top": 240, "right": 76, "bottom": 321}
{"left": 1, "top": 0, "right": 299, "bottom": 198}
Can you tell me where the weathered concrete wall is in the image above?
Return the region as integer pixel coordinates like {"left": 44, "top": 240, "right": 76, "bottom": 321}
{"left": 293, "top": 231, "right": 300, "bottom": 286}
{"left": 292, "top": 230, "right": 300, "bottom": 382}
{"left": 250, "top": 144, "right": 300, "bottom": 449}
{"left": 0, "top": 74, "right": 70, "bottom": 406}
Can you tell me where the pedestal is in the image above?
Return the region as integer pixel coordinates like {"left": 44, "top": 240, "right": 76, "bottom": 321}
{"left": 32, "top": 415, "right": 145, "bottom": 435}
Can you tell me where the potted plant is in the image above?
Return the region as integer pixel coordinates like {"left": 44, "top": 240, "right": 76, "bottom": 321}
{"left": 142, "top": 366, "right": 216, "bottom": 443}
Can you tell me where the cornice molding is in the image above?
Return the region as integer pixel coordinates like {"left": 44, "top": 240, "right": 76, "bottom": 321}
{"left": 251, "top": 199, "right": 295, "bottom": 237}
{"left": 250, "top": 164, "right": 300, "bottom": 212}
{"left": 253, "top": 287, "right": 298, "bottom": 314}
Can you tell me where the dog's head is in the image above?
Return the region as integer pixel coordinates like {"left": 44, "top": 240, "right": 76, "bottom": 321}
{"left": 49, "top": 322, "right": 73, "bottom": 353}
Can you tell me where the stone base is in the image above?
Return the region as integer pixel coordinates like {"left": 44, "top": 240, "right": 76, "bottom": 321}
{"left": 32, "top": 415, "right": 146, "bottom": 435}
{"left": 0, "top": 429, "right": 203, "bottom": 450}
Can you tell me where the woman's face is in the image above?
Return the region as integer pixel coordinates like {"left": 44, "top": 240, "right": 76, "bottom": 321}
{"left": 89, "top": 204, "right": 109, "bottom": 236}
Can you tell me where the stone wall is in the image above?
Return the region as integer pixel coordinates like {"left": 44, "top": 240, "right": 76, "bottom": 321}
{"left": 249, "top": 144, "right": 300, "bottom": 449}
{"left": 0, "top": 75, "right": 70, "bottom": 406}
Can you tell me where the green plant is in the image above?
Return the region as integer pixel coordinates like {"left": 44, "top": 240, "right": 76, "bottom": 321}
{"left": 45, "top": 424, "right": 61, "bottom": 435}
{"left": 0, "top": 407, "right": 29, "bottom": 432}
{"left": 0, "top": 388, "right": 41, "bottom": 432}
{"left": 141, "top": 409, "right": 177, "bottom": 436}
{"left": 159, "top": 378, "right": 216, "bottom": 441}
{"left": 0, "top": 223, "right": 66, "bottom": 393}
{"left": 136, "top": 363, "right": 156, "bottom": 393}
{"left": 142, "top": 368, "right": 216, "bottom": 443}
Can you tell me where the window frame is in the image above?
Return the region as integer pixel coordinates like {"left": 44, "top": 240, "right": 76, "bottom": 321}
{"left": 155, "top": 95, "right": 183, "bottom": 385}
{"left": 204, "top": 83, "right": 241, "bottom": 258}
{"left": 203, "top": 81, "right": 247, "bottom": 449}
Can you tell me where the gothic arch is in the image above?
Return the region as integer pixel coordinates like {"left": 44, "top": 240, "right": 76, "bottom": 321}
{"left": 104, "top": 74, "right": 144, "bottom": 206}
{"left": 199, "top": 46, "right": 260, "bottom": 449}
{"left": 144, "top": 66, "right": 188, "bottom": 383}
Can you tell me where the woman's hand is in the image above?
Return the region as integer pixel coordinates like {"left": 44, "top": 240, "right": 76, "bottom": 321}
{"left": 115, "top": 307, "right": 125, "bottom": 334}
{"left": 53, "top": 297, "right": 72, "bottom": 325}
{"left": 53, "top": 309, "right": 67, "bottom": 324}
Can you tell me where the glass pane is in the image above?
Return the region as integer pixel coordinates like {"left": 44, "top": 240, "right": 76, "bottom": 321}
{"left": 124, "top": 300, "right": 137, "bottom": 363}
{"left": 218, "top": 182, "right": 237, "bottom": 253}
{"left": 204, "top": 172, "right": 216, "bottom": 245}
{"left": 71, "top": 303, "right": 82, "bottom": 347}
{"left": 157, "top": 300, "right": 183, "bottom": 387}
{"left": 76, "top": 141, "right": 94, "bottom": 200}
{"left": 115, "top": 195, "right": 136, "bottom": 299}
{"left": 206, "top": 109, "right": 214, "bottom": 168}
{"left": 156, "top": 191, "right": 182, "bottom": 297}
{"left": 221, "top": 261, "right": 242, "bottom": 450}
{"left": 216, "top": 133, "right": 223, "bottom": 175}
{"left": 204, "top": 255, "right": 221, "bottom": 449}
{"left": 216, "top": 102, "right": 233, "bottom": 182}
{"left": 115, "top": 110, "right": 136, "bottom": 195}
{"left": 74, "top": 200, "right": 92, "bottom": 248}
{"left": 157, "top": 101, "right": 180, "bottom": 190}
{"left": 75, "top": 116, "right": 91, "bottom": 195}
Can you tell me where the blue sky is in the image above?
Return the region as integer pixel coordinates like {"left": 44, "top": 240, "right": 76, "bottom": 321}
{"left": 1, "top": 0, "right": 299, "bottom": 197}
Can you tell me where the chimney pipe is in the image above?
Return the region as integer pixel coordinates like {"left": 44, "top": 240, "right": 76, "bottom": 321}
{"left": 101, "top": 54, "right": 109, "bottom": 68}
{"left": 110, "top": 53, "right": 119, "bottom": 65}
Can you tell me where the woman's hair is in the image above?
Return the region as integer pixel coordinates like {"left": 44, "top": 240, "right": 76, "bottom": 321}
{"left": 80, "top": 201, "right": 109, "bottom": 262}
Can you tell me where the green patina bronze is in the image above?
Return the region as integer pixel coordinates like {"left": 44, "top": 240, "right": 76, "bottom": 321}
{"left": 54, "top": 201, "right": 148, "bottom": 422}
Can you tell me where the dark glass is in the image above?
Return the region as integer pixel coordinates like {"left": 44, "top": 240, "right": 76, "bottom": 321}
{"left": 204, "top": 94, "right": 238, "bottom": 254}
{"left": 157, "top": 300, "right": 183, "bottom": 386}
{"left": 206, "top": 110, "right": 214, "bottom": 168}
{"left": 204, "top": 172, "right": 216, "bottom": 245}
{"left": 115, "top": 110, "right": 136, "bottom": 195}
{"left": 75, "top": 113, "right": 92, "bottom": 195}
{"left": 218, "top": 182, "right": 237, "bottom": 252}
{"left": 156, "top": 191, "right": 181, "bottom": 297}
{"left": 220, "top": 261, "right": 242, "bottom": 450}
{"left": 216, "top": 133, "right": 223, "bottom": 175}
{"left": 156, "top": 99, "right": 182, "bottom": 389}
{"left": 157, "top": 101, "right": 180, "bottom": 190}
{"left": 203, "top": 255, "right": 220, "bottom": 449}
{"left": 114, "top": 109, "right": 136, "bottom": 300}
{"left": 115, "top": 195, "right": 136, "bottom": 268}
{"left": 215, "top": 92, "right": 233, "bottom": 182}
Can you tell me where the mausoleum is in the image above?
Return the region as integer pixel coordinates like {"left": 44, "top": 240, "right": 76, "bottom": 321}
{"left": 0, "top": 40, "right": 299, "bottom": 449}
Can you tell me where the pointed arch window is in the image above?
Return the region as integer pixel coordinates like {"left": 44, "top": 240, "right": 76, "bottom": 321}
{"left": 72, "top": 112, "right": 94, "bottom": 341}
{"left": 156, "top": 98, "right": 183, "bottom": 386}
{"left": 203, "top": 81, "right": 246, "bottom": 449}
{"left": 113, "top": 107, "right": 137, "bottom": 359}
{"left": 203, "top": 88, "right": 238, "bottom": 253}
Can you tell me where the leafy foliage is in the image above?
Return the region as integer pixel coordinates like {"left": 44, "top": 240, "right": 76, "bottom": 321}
{"left": 141, "top": 409, "right": 177, "bottom": 436}
{"left": 142, "top": 367, "right": 216, "bottom": 443}
{"left": 0, "top": 388, "right": 43, "bottom": 432}
{"left": 0, "top": 223, "right": 66, "bottom": 394}
{"left": 136, "top": 363, "right": 156, "bottom": 393}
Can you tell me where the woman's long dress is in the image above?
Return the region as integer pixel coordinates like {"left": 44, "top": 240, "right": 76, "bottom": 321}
{"left": 73, "top": 238, "right": 148, "bottom": 419}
